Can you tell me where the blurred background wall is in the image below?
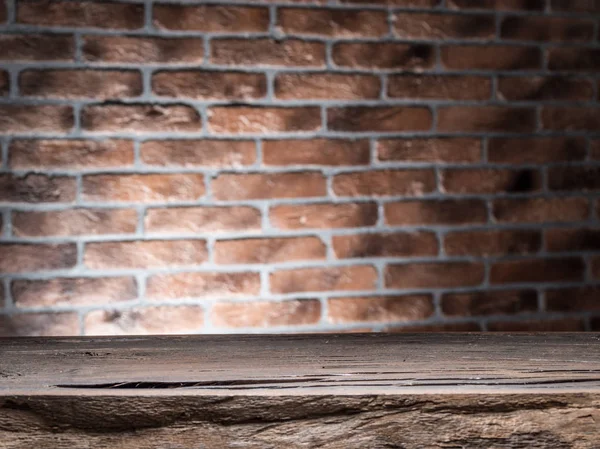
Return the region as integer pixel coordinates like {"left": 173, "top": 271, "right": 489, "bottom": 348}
{"left": 0, "top": 0, "right": 599, "bottom": 336}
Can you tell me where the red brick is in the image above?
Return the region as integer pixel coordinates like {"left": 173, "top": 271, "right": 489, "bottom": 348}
{"left": 550, "top": 0, "right": 600, "bottom": 13}
{"left": 264, "top": 139, "right": 369, "bottom": 166}
{"left": 592, "top": 140, "right": 600, "bottom": 160}
{"left": 0, "top": 34, "right": 74, "bottom": 61}
{"left": 279, "top": 8, "right": 387, "bottom": 37}
{"left": 498, "top": 76, "right": 594, "bottom": 101}
{"left": 328, "top": 107, "right": 432, "bottom": 133}
{"left": 212, "top": 172, "right": 326, "bottom": 200}
{"left": 83, "top": 36, "right": 204, "bottom": 64}
{"left": 441, "top": 45, "right": 541, "bottom": 70}
{"left": 146, "top": 272, "right": 260, "bottom": 299}
{"left": 493, "top": 197, "right": 590, "bottom": 223}
{"left": 85, "top": 240, "right": 207, "bottom": 270}
{"left": 501, "top": 16, "right": 594, "bottom": 42}
{"left": 152, "top": 71, "right": 266, "bottom": 100}
{"left": 546, "top": 228, "right": 600, "bottom": 252}
{"left": 275, "top": 73, "right": 380, "bottom": 100}
{"left": 444, "top": 230, "right": 541, "bottom": 256}
{"left": 0, "top": 243, "right": 77, "bottom": 274}
{"left": 334, "top": 169, "right": 436, "bottom": 197}
{"left": 385, "top": 199, "right": 488, "bottom": 225}
{"left": 442, "top": 290, "right": 538, "bottom": 316}
{"left": 215, "top": 237, "right": 326, "bottom": 264}
{"left": 154, "top": 4, "right": 268, "bottom": 32}
{"left": 488, "top": 137, "right": 587, "bottom": 164}
{"left": 340, "top": 0, "right": 438, "bottom": 5}
{"left": 0, "top": 174, "right": 75, "bottom": 204}
{"left": 386, "top": 322, "right": 481, "bottom": 332}
{"left": 270, "top": 265, "right": 377, "bottom": 293}
{"left": 448, "top": 0, "right": 545, "bottom": 9}
{"left": 0, "top": 105, "right": 73, "bottom": 134}
{"left": 378, "top": 138, "right": 481, "bottom": 163}
{"left": 212, "top": 299, "right": 321, "bottom": 328}
{"left": 546, "top": 287, "right": 600, "bottom": 312}
{"left": 17, "top": 0, "right": 143, "bottom": 29}
{"left": 13, "top": 277, "right": 137, "bottom": 308}
{"left": 328, "top": 295, "right": 434, "bottom": 324}
{"left": 437, "top": 106, "right": 537, "bottom": 133}
{"left": 548, "top": 166, "right": 600, "bottom": 191}
{"left": 0, "top": 70, "right": 8, "bottom": 96}
{"left": 490, "top": 257, "right": 585, "bottom": 284}
{"left": 0, "top": 0, "right": 5, "bottom": 23}
{"left": 0, "top": 313, "right": 79, "bottom": 337}
{"left": 542, "top": 107, "right": 600, "bottom": 131}
{"left": 145, "top": 206, "right": 262, "bottom": 234}
{"left": 385, "top": 262, "right": 485, "bottom": 289}
{"left": 85, "top": 306, "right": 204, "bottom": 335}
{"left": 83, "top": 174, "right": 205, "bottom": 203}
{"left": 394, "top": 12, "right": 495, "bottom": 40}
{"left": 488, "top": 318, "right": 585, "bottom": 332}
{"left": 548, "top": 48, "right": 600, "bottom": 72}
{"left": 333, "top": 232, "right": 438, "bottom": 258}
{"left": 211, "top": 38, "right": 325, "bottom": 67}
{"left": 442, "top": 168, "right": 542, "bottom": 194}
{"left": 10, "top": 139, "right": 135, "bottom": 170}
{"left": 270, "top": 202, "right": 378, "bottom": 229}
{"left": 141, "top": 140, "right": 255, "bottom": 167}
{"left": 82, "top": 104, "right": 201, "bottom": 134}
{"left": 333, "top": 42, "right": 434, "bottom": 70}
{"left": 388, "top": 74, "right": 491, "bottom": 100}
{"left": 593, "top": 257, "right": 600, "bottom": 279}
{"left": 209, "top": 106, "right": 321, "bottom": 134}
{"left": 13, "top": 209, "right": 137, "bottom": 237}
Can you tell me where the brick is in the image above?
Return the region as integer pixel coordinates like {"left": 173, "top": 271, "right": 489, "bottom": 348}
{"left": 271, "top": 265, "right": 377, "bottom": 293}
{"left": 0, "top": 313, "right": 79, "bottom": 337}
{"left": 333, "top": 232, "right": 438, "bottom": 258}
{"left": 0, "top": 243, "right": 77, "bottom": 274}
{"left": 212, "top": 299, "right": 320, "bottom": 328}
{"left": 498, "top": 76, "right": 594, "bottom": 101}
{"left": 488, "top": 137, "right": 587, "bottom": 164}
{"left": 328, "top": 295, "right": 434, "bottom": 324}
{"left": 378, "top": 138, "right": 481, "bottom": 164}
{"left": 82, "top": 104, "right": 201, "bottom": 134}
{"left": 448, "top": 0, "right": 545, "bottom": 9}
{"left": 141, "top": 140, "right": 255, "bottom": 167}
{"left": 0, "top": 70, "right": 7, "bottom": 96}
{"left": 13, "top": 277, "right": 137, "bottom": 308}
{"left": 593, "top": 257, "right": 600, "bottom": 279}
{"left": 152, "top": 71, "right": 266, "bottom": 100}
{"left": 212, "top": 172, "right": 326, "bottom": 200}
{"left": 10, "top": 139, "right": 135, "bottom": 170}
{"left": 388, "top": 74, "right": 491, "bottom": 100}
{"left": 85, "top": 306, "right": 203, "bottom": 336}
{"left": 0, "top": 34, "right": 74, "bottom": 61}
{"left": 146, "top": 272, "right": 260, "bottom": 299}
{"left": 270, "top": 202, "right": 378, "bottom": 229}
{"left": 328, "top": 107, "right": 432, "bottom": 132}
{"left": 83, "top": 174, "right": 204, "bottom": 203}
{"left": 215, "top": 237, "right": 326, "bottom": 264}
{"left": 488, "top": 319, "right": 585, "bottom": 332}
{"left": 442, "top": 168, "right": 542, "bottom": 194}
{"left": 501, "top": 16, "right": 594, "bottom": 42}
{"left": 0, "top": 105, "right": 73, "bottom": 134}
{"left": 85, "top": 240, "right": 207, "bottom": 270}
{"left": 546, "top": 287, "right": 600, "bottom": 312}
{"left": 548, "top": 48, "right": 600, "bottom": 72}
{"left": 17, "top": 0, "right": 143, "bottom": 29}
{"left": 333, "top": 43, "right": 434, "bottom": 70}
{"left": 211, "top": 38, "right": 325, "bottom": 67}
{"left": 275, "top": 73, "right": 380, "bottom": 100}
{"left": 393, "top": 12, "right": 495, "bottom": 40}
{"left": 548, "top": 166, "right": 600, "bottom": 191}
{"left": 490, "top": 257, "right": 585, "bottom": 284}
{"left": 264, "top": 139, "right": 369, "bottom": 166}
{"left": 0, "top": 174, "right": 75, "bottom": 204}
{"left": 340, "top": 0, "right": 438, "bottom": 5}
{"left": 493, "top": 198, "right": 590, "bottom": 223}
{"left": 441, "top": 45, "right": 541, "bottom": 70}
{"left": 334, "top": 169, "right": 436, "bottom": 197}
{"left": 83, "top": 36, "right": 204, "bottom": 64}
{"left": 145, "top": 206, "right": 261, "bottom": 234}
{"left": 444, "top": 230, "right": 541, "bottom": 256}
{"left": 542, "top": 107, "right": 600, "bottom": 131}
{"left": 385, "top": 199, "right": 488, "bottom": 225}
{"left": 209, "top": 106, "right": 321, "bottom": 134}
{"left": 550, "top": 0, "right": 600, "bottom": 12}
{"left": 0, "top": 0, "right": 5, "bottom": 23}
{"left": 442, "top": 290, "right": 538, "bottom": 317}
{"left": 278, "top": 8, "right": 387, "bottom": 37}
{"left": 153, "top": 4, "right": 268, "bottom": 32}
{"left": 385, "top": 262, "right": 485, "bottom": 289}
{"left": 386, "top": 322, "right": 481, "bottom": 332}
{"left": 546, "top": 228, "right": 600, "bottom": 252}
{"left": 437, "top": 106, "right": 537, "bottom": 133}
{"left": 13, "top": 209, "right": 137, "bottom": 237}
{"left": 592, "top": 140, "right": 600, "bottom": 160}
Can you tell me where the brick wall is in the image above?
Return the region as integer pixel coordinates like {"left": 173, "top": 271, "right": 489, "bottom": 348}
{"left": 0, "top": 0, "right": 599, "bottom": 336}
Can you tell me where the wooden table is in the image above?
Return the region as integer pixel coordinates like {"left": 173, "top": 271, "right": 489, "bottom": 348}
{"left": 1, "top": 333, "right": 599, "bottom": 448}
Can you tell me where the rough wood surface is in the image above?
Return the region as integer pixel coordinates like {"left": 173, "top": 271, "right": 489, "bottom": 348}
{"left": 1, "top": 333, "right": 600, "bottom": 448}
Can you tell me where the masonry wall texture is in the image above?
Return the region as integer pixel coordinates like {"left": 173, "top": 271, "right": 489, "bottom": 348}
{"left": 0, "top": 0, "right": 599, "bottom": 336}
